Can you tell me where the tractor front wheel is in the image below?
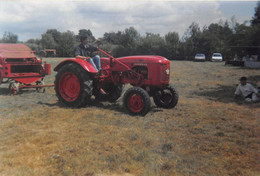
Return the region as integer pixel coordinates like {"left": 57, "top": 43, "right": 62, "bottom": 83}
{"left": 153, "top": 84, "right": 179, "bottom": 109}
{"left": 123, "top": 87, "right": 151, "bottom": 116}
{"left": 55, "top": 63, "right": 93, "bottom": 107}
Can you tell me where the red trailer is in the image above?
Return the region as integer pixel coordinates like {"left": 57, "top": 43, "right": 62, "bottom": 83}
{"left": 0, "top": 43, "right": 53, "bottom": 94}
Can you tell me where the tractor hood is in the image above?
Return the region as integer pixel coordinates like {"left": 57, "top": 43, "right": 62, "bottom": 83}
{"left": 116, "top": 55, "right": 170, "bottom": 64}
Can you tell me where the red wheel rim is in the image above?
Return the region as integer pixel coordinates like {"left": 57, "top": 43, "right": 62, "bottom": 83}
{"left": 128, "top": 93, "right": 144, "bottom": 113}
{"left": 59, "top": 72, "right": 80, "bottom": 102}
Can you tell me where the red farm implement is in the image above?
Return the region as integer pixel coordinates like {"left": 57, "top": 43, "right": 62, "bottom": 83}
{"left": 0, "top": 43, "right": 53, "bottom": 94}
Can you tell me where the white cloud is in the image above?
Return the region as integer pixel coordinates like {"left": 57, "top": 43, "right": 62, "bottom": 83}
{"left": 0, "top": 0, "right": 254, "bottom": 41}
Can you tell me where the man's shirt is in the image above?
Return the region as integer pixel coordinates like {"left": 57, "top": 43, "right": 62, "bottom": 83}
{"left": 235, "top": 83, "right": 258, "bottom": 97}
{"left": 75, "top": 43, "right": 98, "bottom": 57}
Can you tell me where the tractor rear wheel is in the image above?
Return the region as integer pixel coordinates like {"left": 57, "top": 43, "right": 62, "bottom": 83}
{"left": 93, "top": 83, "right": 123, "bottom": 102}
{"left": 153, "top": 84, "right": 179, "bottom": 109}
{"left": 123, "top": 87, "right": 151, "bottom": 116}
{"left": 55, "top": 63, "right": 93, "bottom": 107}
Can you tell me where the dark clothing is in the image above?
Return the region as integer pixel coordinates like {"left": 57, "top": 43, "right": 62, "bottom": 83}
{"left": 245, "top": 93, "right": 253, "bottom": 99}
{"left": 75, "top": 43, "right": 101, "bottom": 71}
{"left": 75, "top": 43, "right": 98, "bottom": 57}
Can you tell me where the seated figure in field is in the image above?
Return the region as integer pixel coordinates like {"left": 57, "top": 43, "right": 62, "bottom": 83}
{"left": 234, "top": 76, "right": 260, "bottom": 102}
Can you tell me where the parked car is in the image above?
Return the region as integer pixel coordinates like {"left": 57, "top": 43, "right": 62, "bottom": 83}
{"left": 194, "top": 53, "right": 206, "bottom": 61}
{"left": 211, "top": 53, "right": 223, "bottom": 62}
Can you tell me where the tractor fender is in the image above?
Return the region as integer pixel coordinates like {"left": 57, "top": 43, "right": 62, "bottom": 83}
{"left": 54, "top": 58, "right": 98, "bottom": 73}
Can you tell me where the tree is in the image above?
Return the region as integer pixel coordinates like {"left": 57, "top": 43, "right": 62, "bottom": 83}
{"left": 218, "top": 21, "right": 233, "bottom": 60}
{"left": 25, "top": 38, "right": 42, "bottom": 54}
{"left": 138, "top": 33, "right": 166, "bottom": 56}
{"left": 1, "top": 32, "right": 18, "bottom": 43}
{"left": 113, "top": 27, "right": 141, "bottom": 56}
{"left": 103, "top": 31, "right": 121, "bottom": 45}
{"left": 247, "top": 25, "right": 260, "bottom": 56}
{"left": 182, "top": 22, "right": 201, "bottom": 41}
{"left": 229, "top": 23, "right": 251, "bottom": 57}
{"left": 41, "top": 33, "right": 57, "bottom": 49}
{"left": 26, "top": 38, "right": 41, "bottom": 45}
{"left": 201, "top": 22, "right": 232, "bottom": 60}
{"left": 46, "top": 29, "right": 61, "bottom": 43}
{"left": 250, "top": 2, "right": 260, "bottom": 56}
{"left": 251, "top": 2, "right": 260, "bottom": 26}
{"left": 57, "top": 30, "right": 76, "bottom": 57}
{"left": 120, "top": 27, "right": 141, "bottom": 48}
{"left": 165, "top": 32, "right": 180, "bottom": 59}
{"left": 182, "top": 23, "right": 202, "bottom": 60}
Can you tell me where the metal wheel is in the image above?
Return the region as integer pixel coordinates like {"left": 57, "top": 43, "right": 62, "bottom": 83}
{"left": 55, "top": 63, "right": 93, "bottom": 107}
{"left": 123, "top": 87, "right": 151, "bottom": 116}
{"left": 153, "top": 84, "right": 179, "bottom": 109}
{"left": 59, "top": 72, "right": 80, "bottom": 102}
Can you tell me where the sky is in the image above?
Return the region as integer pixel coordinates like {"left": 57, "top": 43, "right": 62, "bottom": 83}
{"left": 0, "top": 0, "right": 258, "bottom": 41}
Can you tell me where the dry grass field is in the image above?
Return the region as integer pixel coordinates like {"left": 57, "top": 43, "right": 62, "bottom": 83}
{"left": 0, "top": 58, "right": 259, "bottom": 176}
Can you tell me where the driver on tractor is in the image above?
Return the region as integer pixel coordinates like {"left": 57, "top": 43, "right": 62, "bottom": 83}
{"left": 75, "top": 35, "right": 102, "bottom": 72}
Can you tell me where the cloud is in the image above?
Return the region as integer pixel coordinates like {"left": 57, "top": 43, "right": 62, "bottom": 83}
{"left": 0, "top": 0, "right": 253, "bottom": 41}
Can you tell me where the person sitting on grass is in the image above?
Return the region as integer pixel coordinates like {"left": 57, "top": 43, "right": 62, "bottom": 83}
{"left": 234, "top": 76, "right": 260, "bottom": 102}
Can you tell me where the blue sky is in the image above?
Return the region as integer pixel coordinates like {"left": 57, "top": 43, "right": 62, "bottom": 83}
{"left": 0, "top": 0, "right": 258, "bottom": 41}
{"left": 219, "top": 1, "right": 257, "bottom": 18}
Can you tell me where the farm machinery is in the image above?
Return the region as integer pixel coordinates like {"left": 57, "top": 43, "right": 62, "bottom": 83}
{"left": 0, "top": 43, "right": 52, "bottom": 94}
{"left": 54, "top": 48, "right": 179, "bottom": 115}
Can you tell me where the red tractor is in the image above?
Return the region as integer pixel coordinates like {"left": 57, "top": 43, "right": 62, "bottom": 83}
{"left": 0, "top": 43, "right": 52, "bottom": 94}
{"left": 54, "top": 49, "right": 178, "bottom": 115}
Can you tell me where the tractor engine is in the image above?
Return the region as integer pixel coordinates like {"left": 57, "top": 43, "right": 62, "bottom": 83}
{"left": 110, "top": 55, "right": 170, "bottom": 87}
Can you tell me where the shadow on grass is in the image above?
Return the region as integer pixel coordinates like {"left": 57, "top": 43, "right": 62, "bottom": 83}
{"left": 193, "top": 85, "right": 246, "bottom": 104}
{"left": 248, "top": 75, "right": 260, "bottom": 85}
{"left": 37, "top": 100, "right": 125, "bottom": 113}
{"left": 0, "top": 87, "right": 51, "bottom": 96}
{"left": 0, "top": 87, "right": 11, "bottom": 96}
{"left": 0, "top": 85, "right": 161, "bottom": 115}
{"left": 37, "top": 98, "right": 161, "bottom": 115}
{"left": 88, "top": 99, "right": 126, "bottom": 113}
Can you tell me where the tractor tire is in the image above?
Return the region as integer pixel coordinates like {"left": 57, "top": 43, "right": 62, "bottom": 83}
{"left": 93, "top": 83, "right": 123, "bottom": 102}
{"left": 153, "top": 84, "right": 179, "bottom": 109}
{"left": 55, "top": 63, "right": 93, "bottom": 107}
{"left": 123, "top": 87, "right": 151, "bottom": 116}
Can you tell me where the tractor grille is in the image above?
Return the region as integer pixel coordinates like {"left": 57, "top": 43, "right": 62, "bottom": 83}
{"left": 11, "top": 65, "right": 41, "bottom": 73}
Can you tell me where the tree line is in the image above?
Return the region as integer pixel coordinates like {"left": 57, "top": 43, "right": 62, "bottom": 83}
{"left": 1, "top": 2, "right": 259, "bottom": 61}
